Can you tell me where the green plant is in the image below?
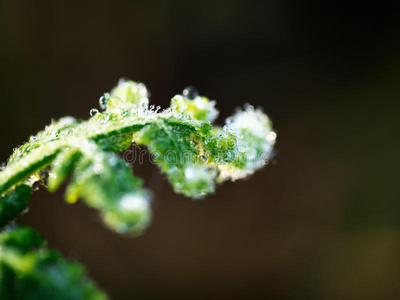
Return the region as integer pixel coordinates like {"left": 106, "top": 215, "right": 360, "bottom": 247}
{"left": 0, "top": 79, "right": 276, "bottom": 298}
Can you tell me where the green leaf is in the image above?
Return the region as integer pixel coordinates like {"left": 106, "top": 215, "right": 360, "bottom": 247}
{"left": 48, "top": 148, "right": 82, "bottom": 192}
{"left": 64, "top": 142, "right": 151, "bottom": 235}
{"left": 0, "top": 185, "right": 31, "bottom": 228}
{"left": 0, "top": 226, "right": 107, "bottom": 300}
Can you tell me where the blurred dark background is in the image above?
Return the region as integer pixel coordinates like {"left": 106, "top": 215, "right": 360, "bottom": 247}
{"left": 1, "top": 0, "right": 400, "bottom": 299}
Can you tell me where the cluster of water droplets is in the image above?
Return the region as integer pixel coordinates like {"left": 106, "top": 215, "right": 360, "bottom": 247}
{"left": 214, "top": 104, "right": 276, "bottom": 181}
{"left": 170, "top": 86, "right": 219, "bottom": 123}
{"left": 227, "top": 104, "right": 274, "bottom": 138}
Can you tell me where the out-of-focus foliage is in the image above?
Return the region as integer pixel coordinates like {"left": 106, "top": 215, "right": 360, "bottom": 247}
{"left": 0, "top": 185, "right": 31, "bottom": 228}
{"left": 0, "top": 226, "right": 107, "bottom": 300}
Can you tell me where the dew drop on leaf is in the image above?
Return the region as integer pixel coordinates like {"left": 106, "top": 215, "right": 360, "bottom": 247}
{"left": 182, "top": 86, "right": 199, "bottom": 99}
{"left": 118, "top": 77, "right": 131, "bottom": 85}
{"left": 90, "top": 108, "right": 99, "bottom": 117}
{"left": 205, "top": 167, "right": 218, "bottom": 177}
{"left": 140, "top": 98, "right": 149, "bottom": 110}
{"left": 99, "top": 96, "right": 107, "bottom": 110}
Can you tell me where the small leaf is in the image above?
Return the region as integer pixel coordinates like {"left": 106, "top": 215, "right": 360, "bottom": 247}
{"left": 65, "top": 144, "right": 152, "bottom": 235}
{"left": 0, "top": 184, "right": 31, "bottom": 228}
{"left": 48, "top": 148, "right": 82, "bottom": 192}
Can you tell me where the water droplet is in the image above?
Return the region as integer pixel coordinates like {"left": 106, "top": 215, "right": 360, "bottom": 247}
{"left": 200, "top": 155, "right": 208, "bottom": 163}
{"left": 118, "top": 77, "right": 131, "bottom": 85}
{"left": 266, "top": 131, "right": 277, "bottom": 143}
{"left": 108, "top": 156, "right": 118, "bottom": 166}
{"left": 119, "top": 194, "right": 148, "bottom": 211}
{"left": 182, "top": 86, "right": 199, "bottom": 99}
{"left": 29, "top": 136, "right": 38, "bottom": 143}
{"left": 93, "top": 163, "right": 103, "bottom": 174}
{"left": 136, "top": 82, "right": 149, "bottom": 98}
{"left": 90, "top": 108, "right": 99, "bottom": 117}
{"left": 99, "top": 95, "right": 107, "bottom": 110}
{"left": 244, "top": 103, "right": 254, "bottom": 111}
{"left": 168, "top": 166, "right": 178, "bottom": 173}
{"left": 205, "top": 167, "right": 218, "bottom": 177}
{"left": 184, "top": 167, "right": 196, "bottom": 179}
{"left": 140, "top": 98, "right": 149, "bottom": 110}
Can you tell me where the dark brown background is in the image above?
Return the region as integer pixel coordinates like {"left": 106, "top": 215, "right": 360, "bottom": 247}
{"left": 1, "top": 1, "right": 400, "bottom": 299}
